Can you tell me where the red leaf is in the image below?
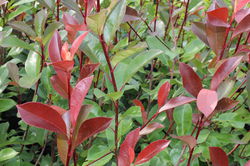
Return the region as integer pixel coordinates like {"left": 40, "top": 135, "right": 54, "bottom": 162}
{"left": 133, "top": 99, "right": 147, "bottom": 124}
{"left": 134, "top": 140, "right": 171, "bottom": 165}
{"left": 75, "top": 117, "right": 112, "bottom": 147}
{"left": 49, "top": 31, "right": 62, "bottom": 63}
{"left": 123, "top": 6, "right": 140, "bottom": 22}
{"left": 50, "top": 75, "right": 70, "bottom": 99}
{"left": 57, "top": 134, "right": 68, "bottom": 165}
{"left": 215, "top": 98, "right": 239, "bottom": 112}
{"left": 197, "top": 89, "right": 218, "bottom": 117}
{"left": 50, "top": 105, "right": 67, "bottom": 115}
{"left": 171, "top": 135, "right": 197, "bottom": 150}
{"left": 207, "top": 8, "right": 229, "bottom": 27}
{"left": 17, "top": 102, "right": 66, "bottom": 135}
{"left": 61, "top": 42, "right": 71, "bottom": 61}
{"left": 232, "top": 14, "right": 250, "bottom": 38}
{"left": 51, "top": 60, "right": 74, "bottom": 73}
{"left": 140, "top": 122, "right": 164, "bottom": 136}
{"left": 158, "top": 81, "right": 171, "bottom": 108}
{"left": 158, "top": 96, "right": 196, "bottom": 113}
{"left": 70, "top": 31, "right": 88, "bottom": 57}
{"left": 79, "top": 63, "right": 100, "bottom": 80}
{"left": 191, "top": 22, "right": 209, "bottom": 46}
{"left": 245, "top": 160, "right": 250, "bottom": 166}
{"left": 70, "top": 76, "right": 93, "bottom": 126}
{"left": 210, "top": 56, "right": 243, "bottom": 90}
{"left": 118, "top": 128, "right": 140, "bottom": 166}
{"left": 179, "top": 63, "right": 203, "bottom": 97}
{"left": 209, "top": 147, "right": 229, "bottom": 166}
{"left": 235, "top": 0, "right": 250, "bottom": 14}
{"left": 235, "top": 8, "right": 250, "bottom": 23}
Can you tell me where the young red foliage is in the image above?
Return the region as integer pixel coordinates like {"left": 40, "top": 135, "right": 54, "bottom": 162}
{"left": 134, "top": 140, "right": 171, "bottom": 165}
{"left": 179, "top": 63, "right": 202, "bottom": 97}
{"left": 17, "top": 102, "right": 67, "bottom": 135}
{"left": 158, "top": 96, "right": 196, "bottom": 113}
{"left": 210, "top": 56, "right": 243, "bottom": 90}
{"left": 157, "top": 81, "right": 171, "bottom": 108}
{"left": 197, "top": 89, "right": 218, "bottom": 117}
{"left": 133, "top": 99, "right": 147, "bottom": 124}
{"left": 139, "top": 122, "right": 164, "bottom": 136}
{"left": 171, "top": 135, "right": 197, "bottom": 150}
{"left": 232, "top": 15, "right": 250, "bottom": 38}
{"left": 209, "top": 147, "right": 229, "bottom": 166}
{"left": 79, "top": 63, "right": 100, "bottom": 80}
{"left": 207, "top": 7, "right": 229, "bottom": 27}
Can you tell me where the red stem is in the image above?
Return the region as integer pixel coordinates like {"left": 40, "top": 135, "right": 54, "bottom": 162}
{"left": 56, "top": 0, "right": 60, "bottom": 21}
{"left": 234, "top": 33, "right": 243, "bottom": 54}
{"left": 244, "top": 32, "right": 250, "bottom": 45}
{"left": 99, "top": 34, "right": 119, "bottom": 164}
{"left": 177, "top": 0, "right": 190, "bottom": 42}
{"left": 96, "top": 0, "right": 100, "bottom": 12}
{"left": 127, "top": 22, "right": 143, "bottom": 41}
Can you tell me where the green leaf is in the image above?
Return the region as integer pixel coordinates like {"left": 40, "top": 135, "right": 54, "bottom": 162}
{"left": 86, "top": 142, "right": 110, "bottom": 160}
{"left": 25, "top": 49, "right": 41, "bottom": 77}
{"left": 182, "top": 39, "right": 205, "bottom": 62}
{"left": 19, "top": 74, "right": 41, "bottom": 89}
{"left": 146, "top": 36, "right": 178, "bottom": 64}
{"left": 94, "top": 88, "right": 106, "bottom": 99}
{"left": 121, "top": 106, "right": 141, "bottom": 119}
{"left": 0, "top": 148, "right": 18, "bottom": 162}
{"left": 8, "top": 21, "right": 36, "bottom": 37}
{"left": 121, "top": 49, "right": 162, "bottom": 88}
{"left": 247, "top": 71, "right": 250, "bottom": 107}
{"left": 87, "top": 10, "right": 107, "bottom": 35}
{"left": 107, "top": 91, "right": 123, "bottom": 101}
{"left": 173, "top": 104, "right": 192, "bottom": 136}
{"left": 0, "top": 99, "right": 16, "bottom": 113}
{"left": 103, "top": 0, "right": 126, "bottom": 44}
{"left": 11, "top": 0, "right": 35, "bottom": 8}
{"left": 217, "top": 79, "right": 235, "bottom": 100}
{"left": 36, "top": 0, "right": 55, "bottom": 10}
{"left": 61, "top": 0, "right": 81, "bottom": 14}
{"left": 7, "top": 5, "right": 32, "bottom": 21}
{"left": 43, "top": 22, "right": 63, "bottom": 45}
{"left": 83, "top": 153, "right": 113, "bottom": 166}
{"left": 34, "top": 9, "right": 48, "bottom": 37}
{"left": 0, "top": 36, "right": 35, "bottom": 51}
{"left": 112, "top": 37, "right": 128, "bottom": 52}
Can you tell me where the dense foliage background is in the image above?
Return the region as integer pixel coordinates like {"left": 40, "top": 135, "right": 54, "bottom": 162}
{"left": 0, "top": 0, "right": 249, "bottom": 165}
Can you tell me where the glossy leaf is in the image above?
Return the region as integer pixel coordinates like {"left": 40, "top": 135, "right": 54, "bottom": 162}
{"left": 34, "top": 9, "right": 47, "bottom": 37}
{"left": 139, "top": 122, "right": 164, "bottom": 136}
{"left": 209, "top": 147, "right": 229, "bottom": 166}
{"left": 235, "top": 8, "right": 250, "bottom": 23}
{"left": 50, "top": 75, "right": 69, "bottom": 99}
{"left": 173, "top": 104, "right": 193, "bottom": 136}
{"left": 51, "top": 61, "right": 74, "bottom": 73}
{"left": 197, "top": 89, "right": 218, "bottom": 117}
{"left": 179, "top": 63, "right": 202, "bottom": 97}
{"left": 235, "top": 0, "right": 250, "bottom": 14}
{"left": 70, "top": 76, "right": 93, "bottom": 126}
{"left": 49, "top": 31, "right": 62, "bottom": 63}
{"left": 87, "top": 10, "right": 107, "bottom": 35}
{"left": 103, "top": 0, "right": 126, "bottom": 44}
{"left": 133, "top": 99, "right": 147, "bottom": 124}
{"left": 75, "top": 117, "right": 112, "bottom": 147}
{"left": 0, "top": 99, "right": 16, "bottom": 113}
{"left": 0, "top": 148, "right": 18, "bottom": 162}
{"left": 17, "top": 102, "right": 66, "bottom": 135}
{"left": 217, "top": 79, "right": 235, "bottom": 100}
{"left": 123, "top": 6, "right": 140, "bottom": 22}
{"left": 134, "top": 140, "right": 171, "bottom": 165}
{"left": 207, "top": 8, "right": 229, "bottom": 27}
{"left": 9, "top": 21, "right": 36, "bottom": 37}
{"left": 210, "top": 56, "right": 243, "bottom": 90}
{"left": 0, "top": 36, "right": 35, "bottom": 51}
{"left": 158, "top": 81, "right": 171, "bottom": 108}
{"left": 25, "top": 50, "right": 41, "bottom": 77}
{"left": 118, "top": 128, "right": 140, "bottom": 166}
{"left": 232, "top": 15, "right": 250, "bottom": 38}
{"left": 171, "top": 135, "right": 197, "bottom": 149}
{"left": 159, "top": 96, "right": 196, "bottom": 113}
{"left": 70, "top": 31, "right": 88, "bottom": 57}
{"left": 6, "top": 62, "right": 19, "bottom": 83}
{"left": 36, "top": 0, "right": 54, "bottom": 11}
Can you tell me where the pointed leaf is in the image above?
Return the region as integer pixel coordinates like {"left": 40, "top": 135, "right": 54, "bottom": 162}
{"left": 139, "top": 122, "right": 164, "bottom": 136}
{"left": 133, "top": 100, "right": 147, "bottom": 124}
{"left": 17, "top": 102, "right": 66, "bottom": 135}
{"left": 217, "top": 79, "right": 235, "bottom": 100}
{"left": 34, "top": 9, "right": 47, "bottom": 37}
{"left": 9, "top": 21, "right": 36, "bottom": 37}
{"left": 57, "top": 134, "right": 68, "bottom": 165}
{"left": 215, "top": 98, "right": 239, "bottom": 112}
{"left": 171, "top": 135, "right": 197, "bottom": 149}
{"left": 49, "top": 31, "right": 62, "bottom": 63}
{"left": 0, "top": 99, "right": 16, "bottom": 113}
{"left": 134, "top": 140, "right": 171, "bottom": 165}
{"left": 79, "top": 63, "right": 100, "bottom": 80}
{"left": 0, "top": 148, "right": 18, "bottom": 162}
{"left": 51, "top": 61, "right": 74, "bottom": 73}
{"left": 158, "top": 81, "right": 171, "bottom": 108}
{"left": 235, "top": 0, "right": 250, "bottom": 13}
{"left": 70, "top": 76, "right": 93, "bottom": 126}
{"left": 209, "top": 147, "right": 229, "bottom": 166}
{"left": 7, "top": 63, "right": 19, "bottom": 83}
{"left": 159, "top": 96, "right": 196, "bottom": 113}
{"left": 210, "top": 56, "right": 243, "bottom": 90}
{"left": 179, "top": 63, "right": 202, "bottom": 97}
{"left": 104, "top": 0, "right": 126, "bottom": 44}
{"left": 235, "top": 8, "right": 250, "bottom": 23}
{"left": 70, "top": 31, "right": 88, "bottom": 56}
{"left": 25, "top": 50, "right": 41, "bottom": 77}
{"left": 123, "top": 6, "right": 140, "bottom": 22}
{"left": 207, "top": 8, "right": 229, "bottom": 27}
{"left": 75, "top": 117, "right": 112, "bottom": 147}
{"left": 197, "top": 89, "right": 218, "bottom": 117}
{"left": 118, "top": 128, "right": 140, "bottom": 166}
{"left": 0, "top": 36, "right": 35, "bottom": 51}
{"left": 50, "top": 75, "right": 69, "bottom": 99}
